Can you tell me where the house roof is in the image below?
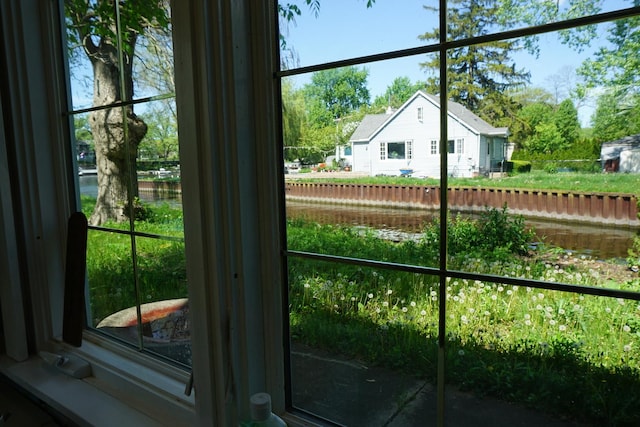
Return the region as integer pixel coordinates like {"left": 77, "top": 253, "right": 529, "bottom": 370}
{"left": 601, "top": 134, "right": 640, "bottom": 161}
{"left": 349, "top": 90, "right": 508, "bottom": 142}
{"left": 350, "top": 114, "right": 390, "bottom": 142}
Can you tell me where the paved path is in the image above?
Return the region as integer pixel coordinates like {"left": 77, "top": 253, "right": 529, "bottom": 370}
{"left": 291, "top": 343, "right": 591, "bottom": 427}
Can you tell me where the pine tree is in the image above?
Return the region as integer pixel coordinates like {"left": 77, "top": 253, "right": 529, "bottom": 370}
{"left": 418, "top": 0, "right": 530, "bottom": 114}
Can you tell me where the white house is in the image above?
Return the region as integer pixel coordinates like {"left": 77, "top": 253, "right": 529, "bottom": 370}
{"left": 601, "top": 134, "right": 640, "bottom": 173}
{"left": 349, "top": 91, "right": 509, "bottom": 178}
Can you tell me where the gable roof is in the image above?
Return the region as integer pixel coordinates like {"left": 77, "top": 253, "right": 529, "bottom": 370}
{"left": 350, "top": 90, "right": 508, "bottom": 142}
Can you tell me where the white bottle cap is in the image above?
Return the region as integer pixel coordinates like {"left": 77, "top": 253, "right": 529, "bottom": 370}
{"left": 250, "top": 392, "right": 272, "bottom": 422}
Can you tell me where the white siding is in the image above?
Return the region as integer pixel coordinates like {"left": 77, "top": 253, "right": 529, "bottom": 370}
{"left": 367, "top": 94, "right": 482, "bottom": 178}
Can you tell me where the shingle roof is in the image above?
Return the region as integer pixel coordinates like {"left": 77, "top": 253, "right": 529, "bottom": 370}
{"left": 349, "top": 91, "right": 508, "bottom": 142}
{"left": 424, "top": 93, "right": 508, "bottom": 136}
{"left": 349, "top": 114, "right": 391, "bottom": 141}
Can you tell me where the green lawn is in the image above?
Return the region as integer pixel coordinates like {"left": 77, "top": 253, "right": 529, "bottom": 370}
{"left": 288, "top": 170, "right": 640, "bottom": 195}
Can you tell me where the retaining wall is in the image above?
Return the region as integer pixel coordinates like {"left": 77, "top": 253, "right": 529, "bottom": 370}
{"left": 284, "top": 182, "right": 640, "bottom": 227}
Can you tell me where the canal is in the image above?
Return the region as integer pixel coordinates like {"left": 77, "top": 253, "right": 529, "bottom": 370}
{"left": 80, "top": 176, "right": 638, "bottom": 259}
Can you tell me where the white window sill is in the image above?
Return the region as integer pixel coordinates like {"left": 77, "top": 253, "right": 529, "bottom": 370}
{"left": 0, "top": 334, "right": 196, "bottom": 427}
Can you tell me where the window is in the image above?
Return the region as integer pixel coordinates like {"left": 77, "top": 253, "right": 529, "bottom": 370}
{"left": 3, "top": 1, "right": 640, "bottom": 427}
{"left": 279, "top": 2, "right": 640, "bottom": 426}
{"left": 65, "top": 2, "right": 189, "bottom": 365}
{"left": 381, "top": 141, "right": 412, "bottom": 160}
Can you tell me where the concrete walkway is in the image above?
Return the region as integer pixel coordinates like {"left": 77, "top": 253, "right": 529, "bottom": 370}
{"left": 291, "top": 343, "right": 590, "bottom": 427}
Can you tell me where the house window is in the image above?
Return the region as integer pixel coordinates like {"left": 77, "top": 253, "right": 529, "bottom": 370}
{"left": 383, "top": 141, "right": 411, "bottom": 159}
{"left": 430, "top": 139, "right": 438, "bottom": 155}
{"left": 417, "top": 106, "right": 423, "bottom": 121}
{"left": 448, "top": 139, "right": 455, "bottom": 153}
{"left": 456, "top": 138, "right": 464, "bottom": 154}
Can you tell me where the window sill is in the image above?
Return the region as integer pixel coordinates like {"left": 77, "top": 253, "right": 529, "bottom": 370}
{"left": 0, "top": 334, "right": 196, "bottom": 426}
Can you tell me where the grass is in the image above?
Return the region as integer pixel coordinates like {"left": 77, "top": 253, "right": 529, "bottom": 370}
{"left": 288, "top": 169, "right": 640, "bottom": 195}
{"left": 82, "top": 175, "right": 640, "bottom": 425}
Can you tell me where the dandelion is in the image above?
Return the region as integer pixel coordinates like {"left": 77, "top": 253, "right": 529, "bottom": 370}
{"left": 497, "top": 286, "right": 504, "bottom": 292}
{"left": 491, "top": 295, "right": 497, "bottom": 301}
{"left": 382, "top": 301, "right": 389, "bottom": 307}
{"left": 537, "top": 293, "right": 545, "bottom": 300}
{"left": 605, "top": 307, "right": 612, "bottom": 314}
{"left": 375, "top": 308, "right": 381, "bottom": 314}
{"left": 367, "top": 293, "right": 374, "bottom": 299}
{"left": 410, "top": 301, "right": 416, "bottom": 307}
{"left": 549, "top": 319, "right": 556, "bottom": 326}
{"left": 304, "top": 283, "right": 311, "bottom": 289}
{"left": 461, "top": 315, "right": 468, "bottom": 324}
{"left": 506, "top": 290, "right": 513, "bottom": 296}
{"left": 350, "top": 296, "right": 356, "bottom": 302}
{"left": 559, "top": 325, "right": 567, "bottom": 332}
{"left": 624, "top": 344, "right": 632, "bottom": 352}
{"left": 458, "top": 349, "right": 465, "bottom": 356}
{"left": 402, "top": 307, "right": 408, "bottom": 313}
{"left": 524, "top": 314, "right": 531, "bottom": 320}
{"left": 525, "top": 319, "right": 532, "bottom": 326}
{"left": 484, "top": 311, "right": 490, "bottom": 316}
{"left": 536, "top": 304, "right": 543, "bottom": 311}
{"left": 558, "top": 308, "right": 565, "bottom": 315}
{"left": 420, "top": 310, "right": 427, "bottom": 316}
{"left": 623, "top": 325, "right": 631, "bottom": 333}
{"left": 387, "top": 289, "right": 393, "bottom": 295}
{"left": 617, "top": 298, "right": 625, "bottom": 306}
{"left": 430, "top": 290, "right": 437, "bottom": 297}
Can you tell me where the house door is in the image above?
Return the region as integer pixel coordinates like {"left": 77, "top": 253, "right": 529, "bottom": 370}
{"left": 352, "top": 143, "right": 370, "bottom": 174}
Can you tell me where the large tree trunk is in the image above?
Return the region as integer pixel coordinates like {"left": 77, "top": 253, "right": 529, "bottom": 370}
{"left": 88, "top": 42, "right": 147, "bottom": 226}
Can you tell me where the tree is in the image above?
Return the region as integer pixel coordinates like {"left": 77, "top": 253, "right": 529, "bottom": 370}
{"left": 591, "top": 91, "right": 640, "bottom": 142}
{"left": 419, "top": 0, "right": 530, "bottom": 114}
{"left": 66, "top": 1, "right": 170, "bottom": 225}
{"left": 281, "top": 79, "right": 306, "bottom": 161}
{"left": 554, "top": 99, "right": 580, "bottom": 145}
{"left": 304, "top": 66, "right": 370, "bottom": 127}
{"left": 371, "top": 77, "right": 424, "bottom": 111}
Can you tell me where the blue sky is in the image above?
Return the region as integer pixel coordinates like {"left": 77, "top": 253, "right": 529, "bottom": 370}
{"left": 282, "top": 0, "right": 633, "bottom": 125}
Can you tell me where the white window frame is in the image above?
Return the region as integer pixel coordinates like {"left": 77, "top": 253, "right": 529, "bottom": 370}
{"left": 417, "top": 106, "right": 423, "bottom": 121}
{"left": 382, "top": 141, "right": 412, "bottom": 160}
{"left": 0, "top": 1, "right": 286, "bottom": 426}
{"left": 456, "top": 138, "right": 464, "bottom": 154}
{"left": 430, "top": 139, "right": 438, "bottom": 155}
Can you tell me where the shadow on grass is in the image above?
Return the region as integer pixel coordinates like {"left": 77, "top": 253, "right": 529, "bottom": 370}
{"left": 291, "top": 309, "right": 640, "bottom": 426}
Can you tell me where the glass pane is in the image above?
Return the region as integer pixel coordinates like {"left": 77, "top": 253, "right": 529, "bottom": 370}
{"left": 284, "top": 54, "right": 442, "bottom": 265}
{"left": 279, "top": 1, "right": 439, "bottom": 69}
{"left": 442, "top": 0, "right": 629, "bottom": 43}
{"left": 445, "top": 281, "right": 640, "bottom": 425}
{"left": 440, "top": 23, "right": 640, "bottom": 291}
{"left": 135, "top": 236, "right": 190, "bottom": 364}
{"left": 66, "top": 2, "right": 174, "bottom": 111}
{"left": 289, "top": 261, "right": 439, "bottom": 424}
{"left": 86, "top": 228, "right": 134, "bottom": 329}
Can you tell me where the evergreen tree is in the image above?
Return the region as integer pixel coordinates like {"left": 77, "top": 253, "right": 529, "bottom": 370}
{"left": 418, "top": 0, "right": 530, "bottom": 114}
{"left": 554, "top": 99, "right": 580, "bottom": 145}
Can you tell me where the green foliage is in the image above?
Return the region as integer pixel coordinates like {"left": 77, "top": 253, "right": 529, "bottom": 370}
{"left": 419, "top": 0, "right": 530, "bottom": 113}
{"left": 422, "top": 206, "right": 535, "bottom": 259}
{"left": 371, "top": 77, "right": 424, "bottom": 111}
{"left": 591, "top": 91, "right": 640, "bottom": 143}
{"left": 303, "top": 66, "right": 370, "bottom": 127}
{"left": 512, "top": 137, "right": 601, "bottom": 172}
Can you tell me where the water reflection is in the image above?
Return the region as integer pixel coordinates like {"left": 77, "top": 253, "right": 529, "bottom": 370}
{"left": 285, "top": 200, "right": 637, "bottom": 260}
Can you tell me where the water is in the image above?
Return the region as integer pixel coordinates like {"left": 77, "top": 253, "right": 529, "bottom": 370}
{"left": 285, "top": 200, "right": 638, "bottom": 260}
{"left": 79, "top": 176, "right": 638, "bottom": 259}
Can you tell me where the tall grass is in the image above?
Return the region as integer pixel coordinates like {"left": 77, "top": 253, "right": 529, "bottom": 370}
{"left": 84, "top": 196, "right": 640, "bottom": 424}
